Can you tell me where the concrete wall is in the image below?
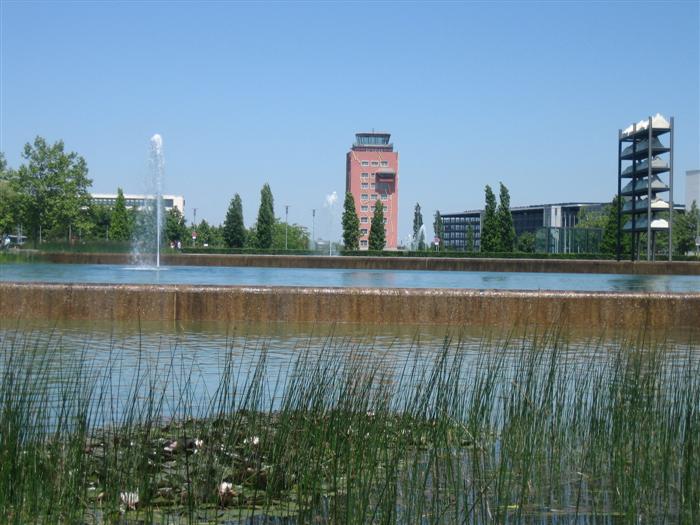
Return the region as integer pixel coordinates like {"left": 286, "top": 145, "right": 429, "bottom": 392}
{"left": 27, "top": 252, "right": 700, "bottom": 275}
{"left": 2, "top": 282, "right": 698, "bottom": 330}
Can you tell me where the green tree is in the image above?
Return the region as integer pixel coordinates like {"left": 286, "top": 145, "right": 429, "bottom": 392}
{"left": 517, "top": 231, "right": 536, "bottom": 253}
{"left": 433, "top": 210, "right": 444, "bottom": 249}
{"left": 164, "top": 207, "right": 188, "bottom": 244}
{"left": 86, "top": 204, "right": 112, "bottom": 240}
{"left": 601, "top": 195, "right": 631, "bottom": 256}
{"left": 273, "top": 220, "right": 310, "bottom": 250}
{"left": 496, "top": 182, "right": 515, "bottom": 252}
{"left": 255, "top": 183, "right": 274, "bottom": 249}
{"left": 0, "top": 153, "right": 18, "bottom": 235}
{"left": 465, "top": 223, "right": 474, "bottom": 252}
{"left": 223, "top": 194, "right": 246, "bottom": 248}
{"left": 413, "top": 203, "right": 425, "bottom": 250}
{"left": 12, "top": 137, "right": 93, "bottom": 244}
{"left": 481, "top": 185, "right": 499, "bottom": 252}
{"left": 368, "top": 199, "right": 386, "bottom": 251}
{"left": 341, "top": 192, "right": 360, "bottom": 251}
{"left": 674, "top": 201, "right": 699, "bottom": 255}
{"left": 109, "top": 188, "right": 131, "bottom": 241}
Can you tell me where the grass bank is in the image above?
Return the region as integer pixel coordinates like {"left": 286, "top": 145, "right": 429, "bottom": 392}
{"left": 1, "top": 329, "right": 698, "bottom": 523}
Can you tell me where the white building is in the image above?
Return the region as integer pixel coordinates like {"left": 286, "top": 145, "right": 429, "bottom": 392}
{"left": 91, "top": 193, "right": 185, "bottom": 215}
{"left": 686, "top": 170, "right": 700, "bottom": 210}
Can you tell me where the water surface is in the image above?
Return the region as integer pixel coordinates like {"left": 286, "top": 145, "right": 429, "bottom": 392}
{"left": 3, "top": 262, "right": 700, "bottom": 292}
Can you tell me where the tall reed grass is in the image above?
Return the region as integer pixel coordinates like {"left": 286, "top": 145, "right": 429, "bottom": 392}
{"left": 0, "top": 327, "right": 698, "bottom": 523}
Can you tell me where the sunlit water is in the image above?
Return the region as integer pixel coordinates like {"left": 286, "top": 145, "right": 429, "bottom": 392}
{"left": 3, "top": 262, "right": 700, "bottom": 292}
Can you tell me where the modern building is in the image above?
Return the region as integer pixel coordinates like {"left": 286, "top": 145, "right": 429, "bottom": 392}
{"left": 686, "top": 169, "right": 700, "bottom": 210}
{"left": 91, "top": 193, "right": 185, "bottom": 215}
{"left": 442, "top": 202, "right": 606, "bottom": 252}
{"left": 346, "top": 132, "right": 399, "bottom": 250}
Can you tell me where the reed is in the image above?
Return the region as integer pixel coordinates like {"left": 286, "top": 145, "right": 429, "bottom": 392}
{"left": 0, "top": 326, "right": 698, "bottom": 523}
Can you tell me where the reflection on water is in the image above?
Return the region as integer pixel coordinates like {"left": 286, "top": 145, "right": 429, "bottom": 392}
{"left": 2, "top": 262, "right": 700, "bottom": 292}
{"left": 2, "top": 319, "right": 698, "bottom": 424}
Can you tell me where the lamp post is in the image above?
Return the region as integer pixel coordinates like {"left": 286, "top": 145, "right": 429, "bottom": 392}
{"left": 192, "top": 208, "right": 197, "bottom": 247}
{"left": 312, "top": 209, "right": 316, "bottom": 251}
{"left": 285, "top": 205, "right": 289, "bottom": 250}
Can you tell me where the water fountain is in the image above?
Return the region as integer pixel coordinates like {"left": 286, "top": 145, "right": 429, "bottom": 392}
{"left": 410, "top": 224, "right": 427, "bottom": 251}
{"left": 324, "top": 191, "right": 338, "bottom": 255}
{"left": 130, "top": 134, "right": 164, "bottom": 268}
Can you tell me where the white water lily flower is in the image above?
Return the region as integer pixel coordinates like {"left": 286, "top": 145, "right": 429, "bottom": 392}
{"left": 120, "top": 491, "right": 139, "bottom": 510}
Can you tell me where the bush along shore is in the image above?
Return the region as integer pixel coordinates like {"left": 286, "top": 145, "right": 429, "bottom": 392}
{"left": 1, "top": 329, "right": 699, "bottom": 524}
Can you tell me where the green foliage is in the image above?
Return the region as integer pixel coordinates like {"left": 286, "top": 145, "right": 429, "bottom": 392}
{"left": 341, "top": 192, "right": 360, "bottom": 251}
{"left": 0, "top": 153, "right": 18, "bottom": 235}
{"left": 368, "top": 199, "right": 386, "bottom": 251}
{"left": 575, "top": 206, "right": 608, "bottom": 229}
{"left": 255, "top": 183, "right": 274, "bottom": 249}
{"left": 516, "top": 231, "right": 536, "bottom": 253}
{"left": 223, "top": 194, "right": 246, "bottom": 248}
{"left": 674, "top": 201, "right": 699, "bottom": 255}
{"left": 272, "top": 220, "right": 309, "bottom": 250}
{"left": 481, "top": 185, "right": 499, "bottom": 252}
{"left": 601, "top": 195, "right": 630, "bottom": 256}
{"left": 109, "top": 188, "right": 131, "bottom": 241}
{"left": 11, "top": 137, "right": 93, "bottom": 244}
{"left": 412, "top": 203, "right": 425, "bottom": 250}
{"left": 496, "top": 182, "right": 515, "bottom": 252}
{"left": 164, "top": 207, "right": 188, "bottom": 244}
{"left": 465, "top": 223, "right": 474, "bottom": 252}
{"left": 432, "top": 210, "right": 444, "bottom": 248}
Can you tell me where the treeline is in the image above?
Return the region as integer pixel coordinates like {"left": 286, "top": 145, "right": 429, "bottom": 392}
{"left": 0, "top": 137, "right": 309, "bottom": 250}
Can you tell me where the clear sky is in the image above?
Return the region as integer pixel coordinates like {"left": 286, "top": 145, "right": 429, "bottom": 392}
{"left": 2, "top": 1, "right": 698, "bottom": 242}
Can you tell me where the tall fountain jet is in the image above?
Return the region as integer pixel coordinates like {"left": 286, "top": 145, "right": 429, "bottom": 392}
{"left": 149, "top": 134, "right": 164, "bottom": 268}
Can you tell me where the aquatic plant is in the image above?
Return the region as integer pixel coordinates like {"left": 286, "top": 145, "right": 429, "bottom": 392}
{"left": 0, "top": 327, "right": 698, "bottom": 523}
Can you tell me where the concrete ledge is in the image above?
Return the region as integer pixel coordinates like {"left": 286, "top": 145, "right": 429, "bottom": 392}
{"left": 30, "top": 252, "right": 700, "bottom": 275}
{"left": 2, "top": 282, "right": 699, "bottom": 330}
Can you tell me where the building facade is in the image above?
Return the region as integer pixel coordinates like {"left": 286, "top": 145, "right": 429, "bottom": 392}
{"left": 91, "top": 193, "right": 185, "bottom": 215}
{"left": 345, "top": 132, "right": 399, "bottom": 250}
{"left": 443, "top": 202, "right": 606, "bottom": 253}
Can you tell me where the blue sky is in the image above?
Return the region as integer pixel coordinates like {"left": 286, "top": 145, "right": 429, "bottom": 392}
{"left": 2, "top": 1, "right": 698, "bottom": 242}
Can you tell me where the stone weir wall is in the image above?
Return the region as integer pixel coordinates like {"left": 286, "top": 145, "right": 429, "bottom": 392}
{"left": 2, "top": 283, "right": 699, "bottom": 330}
{"left": 32, "top": 252, "right": 700, "bottom": 275}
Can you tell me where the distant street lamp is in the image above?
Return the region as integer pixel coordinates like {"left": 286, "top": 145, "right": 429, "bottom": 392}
{"left": 285, "top": 205, "right": 290, "bottom": 250}
{"left": 312, "top": 209, "right": 316, "bottom": 251}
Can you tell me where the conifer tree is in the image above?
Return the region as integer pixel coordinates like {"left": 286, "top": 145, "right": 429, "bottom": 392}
{"left": 433, "top": 210, "right": 444, "bottom": 249}
{"left": 255, "top": 183, "right": 274, "bottom": 249}
{"left": 481, "top": 185, "right": 499, "bottom": 252}
{"left": 368, "top": 199, "right": 386, "bottom": 251}
{"left": 109, "top": 188, "right": 131, "bottom": 241}
{"left": 341, "top": 192, "right": 360, "bottom": 251}
{"left": 496, "top": 182, "right": 515, "bottom": 252}
{"left": 223, "top": 193, "right": 246, "bottom": 248}
{"left": 413, "top": 203, "right": 425, "bottom": 250}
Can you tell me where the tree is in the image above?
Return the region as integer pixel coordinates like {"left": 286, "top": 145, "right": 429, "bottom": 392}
{"left": 109, "top": 188, "right": 131, "bottom": 241}
{"left": 0, "top": 153, "right": 18, "bottom": 235}
{"left": 465, "top": 223, "right": 474, "bottom": 252}
{"left": 481, "top": 185, "right": 499, "bottom": 252}
{"left": 223, "top": 194, "right": 246, "bottom": 248}
{"left": 517, "top": 232, "right": 536, "bottom": 253}
{"left": 272, "top": 220, "right": 310, "bottom": 250}
{"left": 255, "top": 183, "right": 274, "bottom": 249}
{"left": 341, "top": 192, "right": 360, "bottom": 251}
{"left": 12, "top": 137, "right": 93, "bottom": 244}
{"left": 368, "top": 199, "right": 386, "bottom": 251}
{"left": 601, "top": 195, "right": 630, "bottom": 256}
{"left": 433, "top": 210, "right": 444, "bottom": 249}
{"left": 674, "top": 201, "right": 699, "bottom": 255}
{"left": 496, "top": 182, "right": 515, "bottom": 252}
{"left": 164, "top": 207, "right": 188, "bottom": 244}
{"left": 413, "top": 203, "right": 425, "bottom": 250}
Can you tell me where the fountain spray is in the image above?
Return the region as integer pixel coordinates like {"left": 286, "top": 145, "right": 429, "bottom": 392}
{"left": 149, "top": 134, "right": 164, "bottom": 268}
